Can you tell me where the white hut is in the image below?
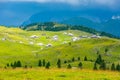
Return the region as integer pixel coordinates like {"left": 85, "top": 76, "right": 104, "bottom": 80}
{"left": 46, "top": 44, "right": 52, "bottom": 47}
{"left": 30, "top": 35, "right": 39, "bottom": 38}
{"left": 68, "top": 33, "right": 74, "bottom": 36}
{"left": 37, "top": 43, "right": 44, "bottom": 46}
{"left": 62, "top": 41, "right": 67, "bottom": 44}
{"left": 63, "top": 32, "right": 67, "bottom": 35}
{"left": 80, "top": 35, "right": 88, "bottom": 38}
{"left": 91, "top": 35, "right": 101, "bottom": 38}
{"left": 72, "top": 37, "right": 80, "bottom": 42}
{"left": 1, "top": 38, "right": 6, "bottom": 41}
{"left": 53, "top": 35, "right": 58, "bottom": 41}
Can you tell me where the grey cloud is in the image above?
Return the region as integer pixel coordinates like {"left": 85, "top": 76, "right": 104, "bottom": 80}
{"left": 0, "top": 0, "right": 120, "bottom": 8}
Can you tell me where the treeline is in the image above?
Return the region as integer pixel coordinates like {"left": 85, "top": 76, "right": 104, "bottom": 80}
{"left": 4, "top": 56, "right": 120, "bottom": 72}
{"left": 93, "top": 54, "right": 120, "bottom": 71}
{"left": 20, "top": 22, "right": 119, "bottom": 39}
{"left": 4, "top": 57, "right": 83, "bottom": 69}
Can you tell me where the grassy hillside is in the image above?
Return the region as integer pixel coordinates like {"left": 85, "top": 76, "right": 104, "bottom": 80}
{"left": 0, "top": 26, "right": 92, "bottom": 67}
{"left": 0, "top": 26, "right": 120, "bottom": 70}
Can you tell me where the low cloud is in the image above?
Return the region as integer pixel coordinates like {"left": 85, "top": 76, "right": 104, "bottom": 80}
{"left": 112, "top": 15, "right": 120, "bottom": 19}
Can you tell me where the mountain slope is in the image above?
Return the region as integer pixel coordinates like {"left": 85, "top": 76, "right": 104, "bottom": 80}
{"left": 61, "top": 17, "right": 102, "bottom": 30}
{"left": 101, "top": 19, "right": 120, "bottom": 37}
{"left": 21, "top": 22, "right": 118, "bottom": 39}
{"left": 0, "top": 26, "right": 120, "bottom": 69}
{"left": 62, "top": 18, "right": 120, "bottom": 37}
{"left": 22, "top": 13, "right": 120, "bottom": 37}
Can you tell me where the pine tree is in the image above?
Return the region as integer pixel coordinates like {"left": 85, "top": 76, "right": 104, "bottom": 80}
{"left": 111, "top": 63, "right": 115, "bottom": 71}
{"left": 99, "top": 61, "right": 106, "bottom": 70}
{"left": 67, "top": 64, "right": 72, "bottom": 69}
{"left": 17, "top": 60, "right": 22, "bottom": 67}
{"left": 105, "top": 48, "right": 108, "bottom": 53}
{"left": 38, "top": 60, "right": 42, "bottom": 67}
{"left": 69, "top": 42, "right": 71, "bottom": 46}
{"left": 64, "top": 60, "right": 67, "bottom": 64}
{"left": 93, "top": 62, "right": 97, "bottom": 70}
{"left": 43, "top": 59, "right": 46, "bottom": 66}
{"left": 57, "top": 59, "right": 61, "bottom": 68}
{"left": 45, "top": 62, "right": 50, "bottom": 69}
{"left": 78, "top": 57, "right": 80, "bottom": 61}
{"left": 72, "top": 57, "right": 75, "bottom": 62}
{"left": 7, "top": 63, "right": 9, "bottom": 67}
{"left": 95, "top": 54, "right": 102, "bottom": 64}
{"left": 11, "top": 63, "right": 13, "bottom": 67}
{"left": 116, "top": 64, "right": 120, "bottom": 71}
{"left": 84, "top": 56, "right": 87, "bottom": 61}
{"left": 78, "top": 62, "right": 82, "bottom": 69}
{"left": 24, "top": 65, "right": 27, "bottom": 69}
{"left": 13, "top": 61, "right": 17, "bottom": 68}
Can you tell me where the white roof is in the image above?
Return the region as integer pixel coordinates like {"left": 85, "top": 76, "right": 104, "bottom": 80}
{"left": 37, "top": 43, "right": 44, "bottom": 46}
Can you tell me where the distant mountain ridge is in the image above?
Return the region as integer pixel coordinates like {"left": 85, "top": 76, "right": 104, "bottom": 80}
{"left": 61, "top": 17, "right": 120, "bottom": 37}
{"left": 21, "top": 22, "right": 118, "bottom": 39}
{"left": 22, "top": 13, "right": 120, "bottom": 37}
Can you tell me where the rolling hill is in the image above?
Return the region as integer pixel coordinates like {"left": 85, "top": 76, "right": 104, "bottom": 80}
{"left": 21, "top": 22, "right": 118, "bottom": 39}
{"left": 0, "top": 26, "right": 120, "bottom": 70}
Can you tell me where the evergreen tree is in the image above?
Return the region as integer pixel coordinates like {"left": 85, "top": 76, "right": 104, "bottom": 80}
{"left": 57, "top": 59, "right": 61, "bottom": 68}
{"left": 78, "top": 57, "right": 80, "bottom": 61}
{"left": 95, "top": 54, "right": 102, "bottom": 64}
{"left": 116, "top": 64, "right": 120, "bottom": 71}
{"left": 64, "top": 60, "right": 67, "bottom": 64}
{"left": 105, "top": 48, "right": 109, "bottom": 53}
{"left": 99, "top": 61, "right": 106, "bottom": 70}
{"left": 43, "top": 59, "right": 46, "bottom": 66}
{"left": 7, "top": 63, "right": 9, "bottom": 67}
{"left": 78, "top": 62, "right": 82, "bottom": 69}
{"left": 111, "top": 63, "right": 115, "bottom": 71}
{"left": 38, "top": 60, "right": 42, "bottom": 67}
{"left": 69, "top": 42, "right": 71, "bottom": 46}
{"left": 67, "top": 64, "right": 72, "bottom": 69}
{"left": 84, "top": 56, "right": 87, "bottom": 61}
{"left": 13, "top": 61, "right": 17, "bottom": 68}
{"left": 17, "top": 60, "right": 22, "bottom": 67}
{"left": 93, "top": 62, "right": 97, "bottom": 70}
{"left": 11, "top": 63, "right": 13, "bottom": 67}
{"left": 72, "top": 57, "right": 75, "bottom": 62}
{"left": 45, "top": 62, "right": 50, "bottom": 69}
{"left": 24, "top": 65, "right": 27, "bottom": 69}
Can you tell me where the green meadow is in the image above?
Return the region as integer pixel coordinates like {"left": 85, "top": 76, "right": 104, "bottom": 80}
{"left": 0, "top": 68, "right": 120, "bottom": 80}
{"left": 0, "top": 26, "right": 120, "bottom": 80}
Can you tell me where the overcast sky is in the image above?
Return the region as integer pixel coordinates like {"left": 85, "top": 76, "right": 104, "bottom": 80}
{"left": 0, "top": 0, "right": 119, "bottom": 7}
{"left": 0, "top": 0, "right": 120, "bottom": 26}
